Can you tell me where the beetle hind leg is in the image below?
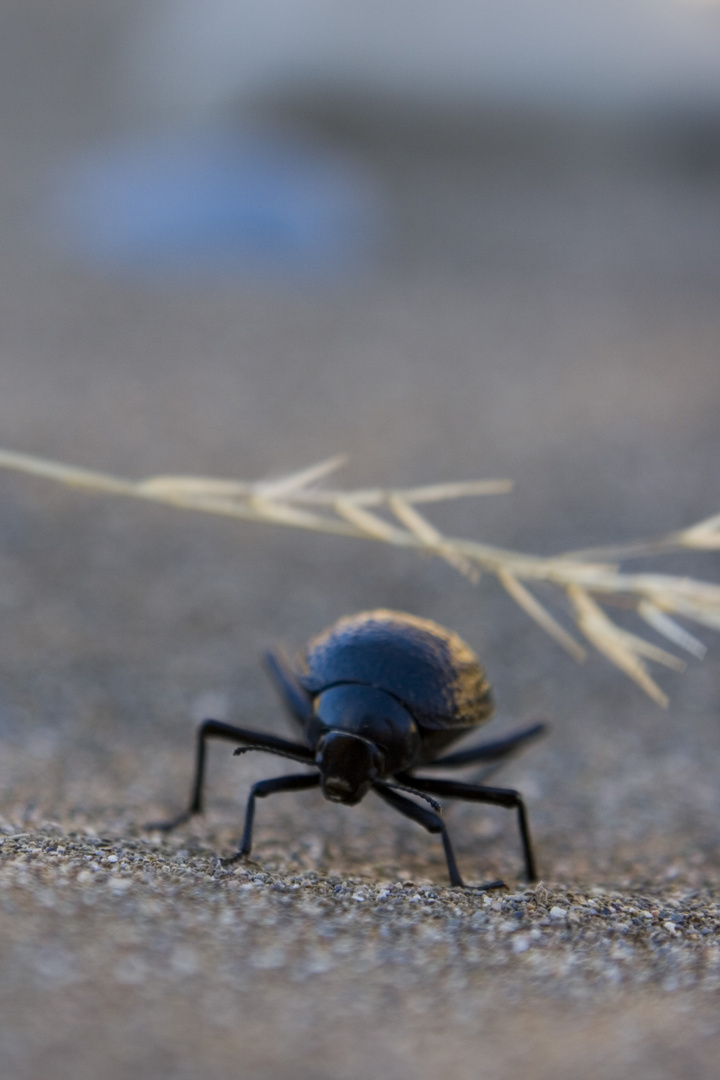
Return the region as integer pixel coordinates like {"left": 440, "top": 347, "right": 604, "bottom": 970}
{"left": 426, "top": 722, "right": 546, "bottom": 771}
{"left": 263, "top": 648, "right": 314, "bottom": 728}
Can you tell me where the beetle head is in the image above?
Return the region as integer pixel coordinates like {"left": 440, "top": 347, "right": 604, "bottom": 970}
{"left": 315, "top": 731, "right": 382, "bottom": 805}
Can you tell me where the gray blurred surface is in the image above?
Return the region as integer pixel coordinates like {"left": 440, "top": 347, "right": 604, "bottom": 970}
{"left": 1, "top": 5, "right": 720, "bottom": 1079}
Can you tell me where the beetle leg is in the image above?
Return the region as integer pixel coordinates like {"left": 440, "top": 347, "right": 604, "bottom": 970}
{"left": 395, "top": 775, "right": 537, "bottom": 882}
{"left": 222, "top": 772, "right": 321, "bottom": 864}
{"left": 426, "top": 722, "right": 546, "bottom": 769}
{"left": 373, "top": 783, "right": 504, "bottom": 891}
{"left": 263, "top": 648, "right": 314, "bottom": 728}
{"left": 221, "top": 773, "right": 319, "bottom": 864}
{"left": 146, "top": 719, "right": 314, "bottom": 831}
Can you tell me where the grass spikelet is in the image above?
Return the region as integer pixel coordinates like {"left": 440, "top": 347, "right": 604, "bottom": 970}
{"left": 1, "top": 446, "right": 718, "bottom": 703}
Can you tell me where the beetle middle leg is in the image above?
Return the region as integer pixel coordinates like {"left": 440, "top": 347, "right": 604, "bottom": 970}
{"left": 373, "top": 783, "right": 504, "bottom": 891}
{"left": 146, "top": 719, "right": 314, "bottom": 832}
{"left": 396, "top": 775, "right": 537, "bottom": 882}
{"left": 222, "top": 772, "right": 321, "bottom": 864}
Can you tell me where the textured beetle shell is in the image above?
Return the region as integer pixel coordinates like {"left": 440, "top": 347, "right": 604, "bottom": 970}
{"left": 298, "top": 610, "right": 493, "bottom": 732}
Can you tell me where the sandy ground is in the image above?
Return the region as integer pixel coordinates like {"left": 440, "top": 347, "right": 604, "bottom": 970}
{"left": 1, "top": 5, "right": 720, "bottom": 1078}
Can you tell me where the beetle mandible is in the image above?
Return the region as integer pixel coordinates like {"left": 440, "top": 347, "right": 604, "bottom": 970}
{"left": 150, "top": 610, "right": 545, "bottom": 888}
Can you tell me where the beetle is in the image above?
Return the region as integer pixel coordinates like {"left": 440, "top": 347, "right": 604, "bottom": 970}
{"left": 150, "top": 610, "right": 545, "bottom": 888}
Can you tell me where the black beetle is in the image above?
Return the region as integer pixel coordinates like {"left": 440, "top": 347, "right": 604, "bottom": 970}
{"left": 150, "top": 610, "right": 545, "bottom": 888}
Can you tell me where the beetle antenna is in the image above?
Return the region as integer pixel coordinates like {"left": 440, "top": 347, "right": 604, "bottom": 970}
{"left": 233, "top": 745, "right": 316, "bottom": 767}
{"left": 382, "top": 782, "right": 442, "bottom": 814}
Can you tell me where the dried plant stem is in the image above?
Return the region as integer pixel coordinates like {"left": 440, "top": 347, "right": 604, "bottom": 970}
{"left": 0, "top": 446, "right": 718, "bottom": 704}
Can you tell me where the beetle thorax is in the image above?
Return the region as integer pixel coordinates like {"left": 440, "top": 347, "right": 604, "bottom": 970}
{"left": 311, "top": 684, "right": 420, "bottom": 803}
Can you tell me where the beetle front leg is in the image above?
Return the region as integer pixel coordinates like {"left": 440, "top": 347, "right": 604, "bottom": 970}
{"left": 397, "top": 774, "right": 538, "bottom": 882}
{"left": 222, "top": 772, "right": 321, "bottom": 864}
{"left": 373, "top": 783, "right": 504, "bottom": 891}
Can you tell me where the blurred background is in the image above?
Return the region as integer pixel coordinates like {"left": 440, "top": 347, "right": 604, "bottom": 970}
{"left": 1, "top": 0, "right": 720, "bottom": 855}
{"left": 125, "top": 0, "right": 720, "bottom": 117}
{"left": 21, "top": 0, "right": 720, "bottom": 281}
{"left": 1, "top": 2, "right": 720, "bottom": 1075}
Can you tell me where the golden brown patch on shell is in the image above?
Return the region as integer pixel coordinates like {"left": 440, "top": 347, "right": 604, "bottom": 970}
{"left": 306, "top": 609, "right": 494, "bottom": 729}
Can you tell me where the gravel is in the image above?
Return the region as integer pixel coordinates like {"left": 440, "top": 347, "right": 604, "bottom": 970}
{"left": 1, "top": 821, "right": 720, "bottom": 1080}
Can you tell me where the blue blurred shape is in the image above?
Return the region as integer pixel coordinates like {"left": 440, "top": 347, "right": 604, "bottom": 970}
{"left": 53, "top": 127, "right": 381, "bottom": 280}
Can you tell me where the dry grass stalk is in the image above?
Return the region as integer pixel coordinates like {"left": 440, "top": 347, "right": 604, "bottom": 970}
{"left": 0, "top": 446, "right": 718, "bottom": 704}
